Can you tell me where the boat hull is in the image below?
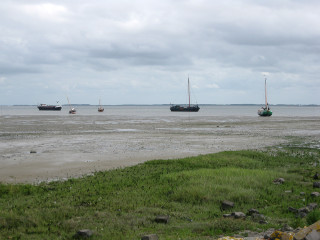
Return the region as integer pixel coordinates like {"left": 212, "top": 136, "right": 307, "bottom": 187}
{"left": 258, "top": 109, "right": 272, "bottom": 116}
{"left": 37, "top": 105, "right": 62, "bottom": 111}
{"left": 170, "top": 105, "right": 200, "bottom": 112}
{"left": 69, "top": 108, "right": 76, "bottom": 114}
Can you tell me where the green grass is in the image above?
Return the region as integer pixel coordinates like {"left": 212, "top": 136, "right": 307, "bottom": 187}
{"left": 1, "top": 147, "right": 320, "bottom": 239}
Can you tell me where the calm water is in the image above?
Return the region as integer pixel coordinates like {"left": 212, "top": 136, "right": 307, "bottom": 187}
{"left": 0, "top": 105, "right": 319, "bottom": 117}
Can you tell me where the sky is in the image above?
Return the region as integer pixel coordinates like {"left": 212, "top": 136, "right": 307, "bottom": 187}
{"left": 1, "top": 0, "right": 320, "bottom": 105}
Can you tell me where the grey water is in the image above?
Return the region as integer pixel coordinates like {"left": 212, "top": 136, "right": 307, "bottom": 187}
{"left": 0, "top": 105, "right": 319, "bottom": 117}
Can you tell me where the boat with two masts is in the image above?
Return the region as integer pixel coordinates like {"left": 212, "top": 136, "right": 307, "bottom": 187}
{"left": 258, "top": 77, "right": 272, "bottom": 117}
{"left": 170, "top": 77, "right": 200, "bottom": 112}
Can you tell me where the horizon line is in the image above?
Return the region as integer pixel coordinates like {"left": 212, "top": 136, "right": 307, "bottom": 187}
{"left": 4, "top": 103, "right": 320, "bottom": 107}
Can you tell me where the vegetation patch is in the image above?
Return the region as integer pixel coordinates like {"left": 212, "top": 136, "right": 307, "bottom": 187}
{"left": 0, "top": 146, "right": 320, "bottom": 239}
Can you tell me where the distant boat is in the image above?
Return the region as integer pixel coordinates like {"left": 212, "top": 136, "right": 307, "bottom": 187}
{"left": 258, "top": 77, "right": 272, "bottom": 117}
{"left": 67, "top": 97, "right": 76, "bottom": 114}
{"left": 98, "top": 99, "right": 104, "bottom": 112}
{"left": 170, "top": 77, "right": 200, "bottom": 112}
{"left": 37, "top": 103, "right": 62, "bottom": 111}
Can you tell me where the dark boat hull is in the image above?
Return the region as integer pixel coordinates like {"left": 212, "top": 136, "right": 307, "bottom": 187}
{"left": 258, "top": 108, "right": 272, "bottom": 116}
{"left": 38, "top": 105, "right": 62, "bottom": 111}
{"left": 170, "top": 105, "right": 200, "bottom": 112}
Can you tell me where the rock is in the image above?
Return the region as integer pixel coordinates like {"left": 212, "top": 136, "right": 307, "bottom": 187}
{"left": 263, "top": 229, "right": 276, "bottom": 239}
{"left": 313, "top": 173, "right": 319, "bottom": 180}
{"left": 155, "top": 215, "right": 170, "bottom": 224}
{"left": 307, "top": 203, "right": 318, "bottom": 211}
{"left": 311, "top": 192, "right": 320, "bottom": 197}
{"left": 288, "top": 206, "right": 298, "bottom": 213}
{"left": 298, "top": 207, "right": 310, "bottom": 214}
{"left": 74, "top": 229, "right": 93, "bottom": 238}
{"left": 264, "top": 234, "right": 270, "bottom": 239}
{"left": 247, "top": 208, "right": 259, "bottom": 216}
{"left": 296, "top": 211, "right": 308, "bottom": 218}
{"left": 251, "top": 213, "right": 266, "bottom": 223}
{"left": 294, "top": 220, "right": 320, "bottom": 240}
{"left": 281, "top": 223, "right": 293, "bottom": 232}
{"left": 285, "top": 190, "right": 292, "bottom": 193}
{"left": 141, "top": 234, "right": 159, "bottom": 240}
{"left": 273, "top": 178, "right": 285, "bottom": 184}
{"left": 30, "top": 150, "right": 37, "bottom": 154}
{"left": 231, "top": 212, "right": 246, "bottom": 219}
{"left": 259, "top": 219, "right": 268, "bottom": 224}
{"left": 271, "top": 230, "right": 294, "bottom": 240}
{"left": 223, "top": 214, "right": 232, "bottom": 218}
{"left": 313, "top": 182, "right": 320, "bottom": 188}
{"left": 221, "top": 200, "right": 234, "bottom": 210}
{"left": 300, "top": 192, "right": 305, "bottom": 196}
{"left": 306, "top": 229, "right": 320, "bottom": 240}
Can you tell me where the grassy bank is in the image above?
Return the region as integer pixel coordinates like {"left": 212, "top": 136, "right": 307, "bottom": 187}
{"left": 1, "top": 147, "right": 320, "bottom": 239}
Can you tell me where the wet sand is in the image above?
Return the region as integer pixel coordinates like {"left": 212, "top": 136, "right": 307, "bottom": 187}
{"left": 1, "top": 115, "right": 320, "bottom": 183}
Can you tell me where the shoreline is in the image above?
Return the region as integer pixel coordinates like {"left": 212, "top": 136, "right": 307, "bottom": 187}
{"left": 1, "top": 115, "right": 320, "bottom": 183}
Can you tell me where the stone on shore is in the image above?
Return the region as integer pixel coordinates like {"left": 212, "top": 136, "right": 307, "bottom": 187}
{"left": 221, "top": 200, "right": 234, "bottom": 210}
{"left": 306, "top": 230, "right": 320, "bottom": 240}
{"left": 74, "top": 229, "right": 93, "bottom": 238}
{"left": 155, "top": 215, "right": 170, "bottom": 224}
{"left": 311, "top": 192, "right": 320, "bottom": 197}
{"left": 251, "top": 213, "right": 267, "bottom": 224}
{"left": 141, "top": 234, "right": 159, "bottom": 240}
{"left": 273, "top": 178, "right": 285, "bottom": 184}
{"left": 307, "top": 203, "right": 318, "bottom": 211}
{"left": 312, "top": 182, "right": 320, "bottom": 188}
{"left": 247, "top": 208, "right": 259, "bottom": 216}
{"left": 288, "top": 206, "right": 298, "bottom": 213}
{"left": 294, "top": 220, "right": 320, "bottom": 240}
{"left": 231, "top": 212, "right": 246, "bottom": 219}
{"left": 281, "top": 223, "right": 293, "bottom": 232}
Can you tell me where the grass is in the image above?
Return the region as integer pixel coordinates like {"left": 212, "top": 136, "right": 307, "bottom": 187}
{"left": 1, "top": 147, "right": 320, "bottom": 239}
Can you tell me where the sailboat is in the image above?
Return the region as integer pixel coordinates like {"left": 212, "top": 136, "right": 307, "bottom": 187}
{"left": 257, "top": 77, "right": 272, "bottom": 116}
{"left": 170, "top": 77, "right": 200, "bottom": 112}
{"left": 67, "top": 96, "right": 76, "bottom": 114}
{"left": 98, "top": 99, "right": 104, "bottom": 112}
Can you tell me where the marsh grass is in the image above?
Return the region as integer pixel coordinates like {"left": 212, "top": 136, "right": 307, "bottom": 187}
{"left": 0, "top": 147, "right": 320, "bottom": 239}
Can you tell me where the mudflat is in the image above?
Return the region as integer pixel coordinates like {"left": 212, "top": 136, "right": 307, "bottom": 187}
{"left": 1, "top": 114, "right": 319, "bottom": 183}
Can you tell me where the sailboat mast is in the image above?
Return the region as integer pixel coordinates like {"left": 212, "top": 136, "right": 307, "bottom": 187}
{"left": 188, "top": 76, "right": 191, "bottom": 107}
{"left": 67, "top": 96, "right": 72, "bottom": 110}
{"left": 265, "top": 78, "right": 267, "bottom": 108}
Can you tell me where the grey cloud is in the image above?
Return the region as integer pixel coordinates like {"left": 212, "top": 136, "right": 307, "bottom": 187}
{"left": 0, "top": 0, "right": 319, "bottom": 105}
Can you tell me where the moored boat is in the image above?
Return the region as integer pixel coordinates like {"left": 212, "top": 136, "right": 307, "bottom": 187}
{"left": 258, "top": 77, "right": 272, "bottom": 117}
{"left": 170, "top": 105, "right": 200, "bottom": 112}
{"left": 69, "top": 108, "right": 76, "bottom": 114}
{"left": 67, "top": 97, "right": 76, "bottom": 114}
{"left": 170, "top": 77, "right": 200, "bottom": 112}
{"left": 98, "top": 99, "right": 104, "bottom": 112}
{"left": 37, "top": 103, "right": 62, "bottom": 111}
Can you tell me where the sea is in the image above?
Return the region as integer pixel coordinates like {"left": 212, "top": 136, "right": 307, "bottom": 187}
{"left": 0, "top": 105, "right": 319, "bottom": 117}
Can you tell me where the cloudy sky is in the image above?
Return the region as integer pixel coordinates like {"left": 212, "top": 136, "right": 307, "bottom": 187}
{"left": 1, "top": 0, "right": 319, "bottom": 105}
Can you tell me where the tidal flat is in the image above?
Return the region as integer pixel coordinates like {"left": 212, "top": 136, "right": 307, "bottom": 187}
{"left": 0, "top": 114, "right": 320, "bottom": 183}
